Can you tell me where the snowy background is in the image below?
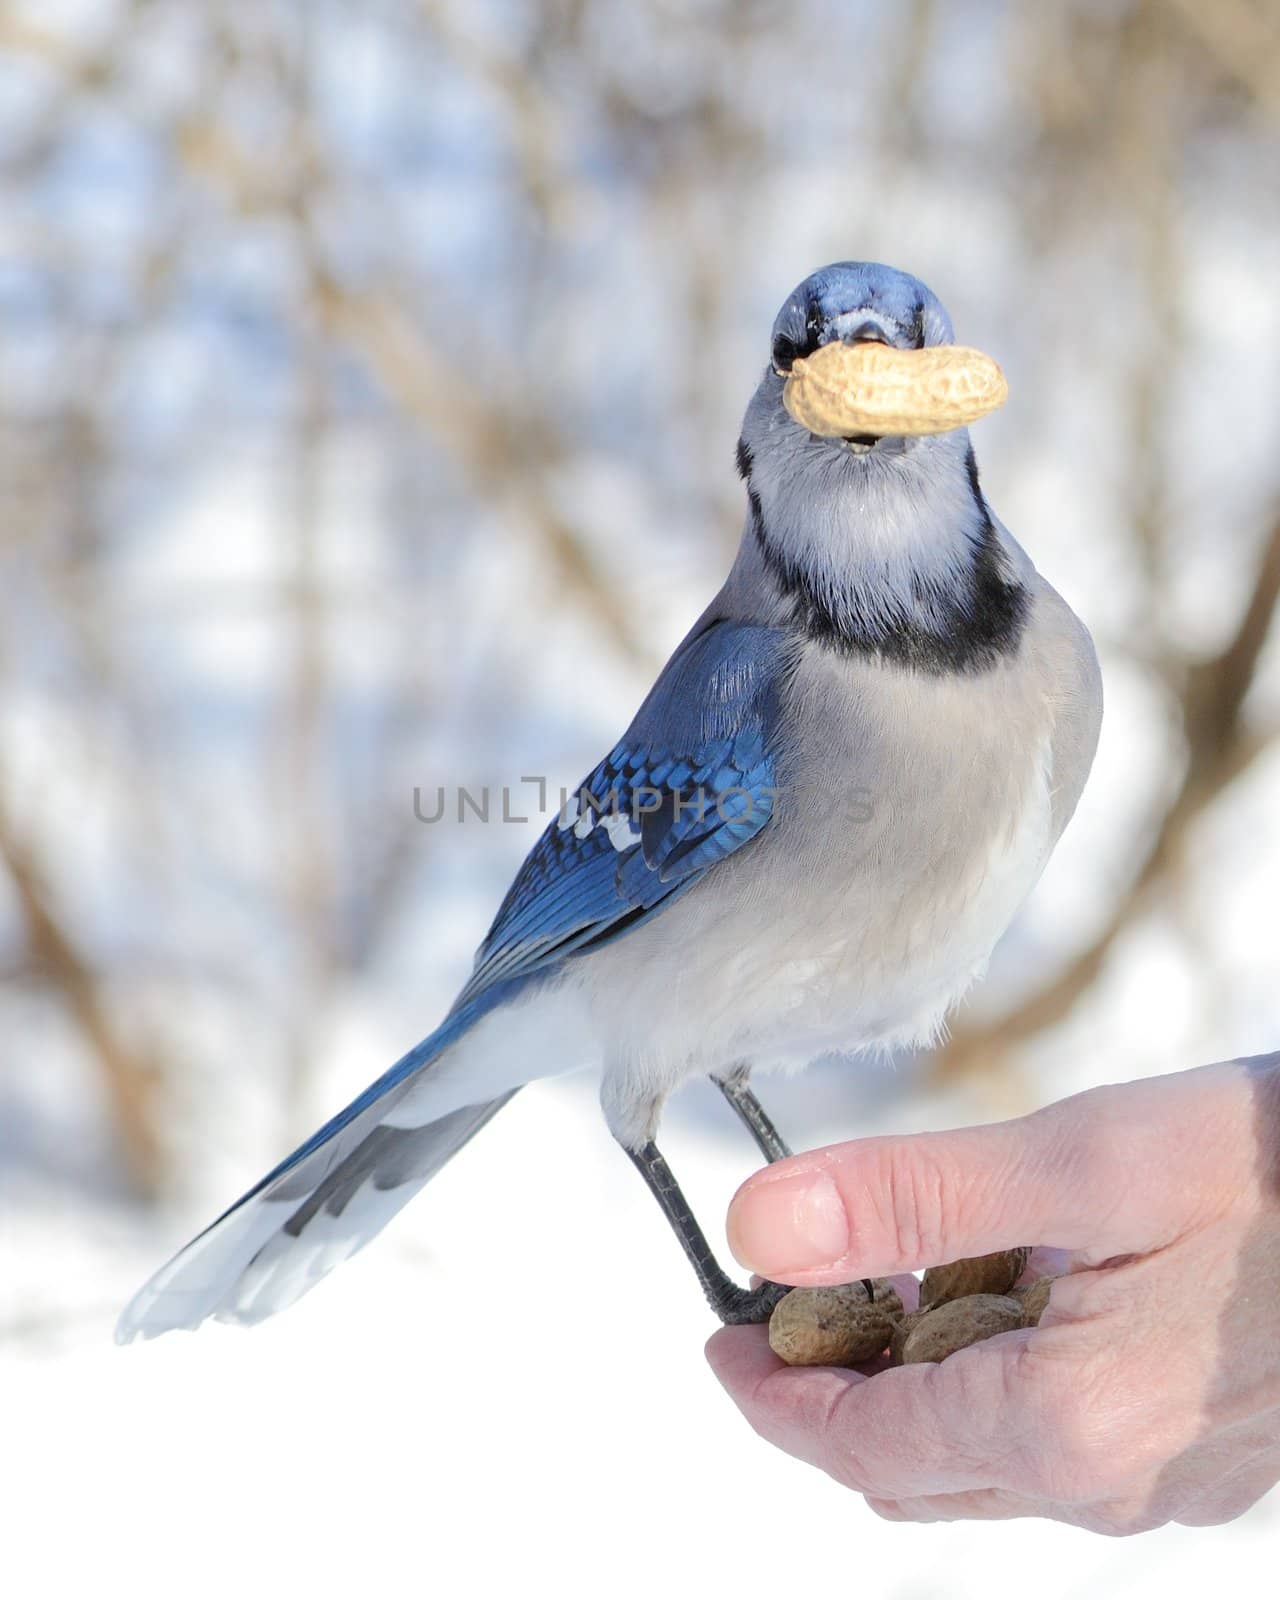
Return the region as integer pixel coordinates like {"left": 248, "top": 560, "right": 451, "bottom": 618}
{"left": 3, "top": 0, "right": 1280, "bottom": 1593}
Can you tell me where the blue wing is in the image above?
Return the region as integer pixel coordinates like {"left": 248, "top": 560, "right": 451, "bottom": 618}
{"left": 454, "top": 617, "right": 796, "bottom": 1008}
{"left": 113, "top": 616, "right": 797, "bottom": 1341}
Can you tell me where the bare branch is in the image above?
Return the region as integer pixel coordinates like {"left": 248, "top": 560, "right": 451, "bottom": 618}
{"left": 0, "top": 803, "right": 163, "bottom": 1197}
{"left": 1162, "top": 0, "right": 1280, "bottom": 120}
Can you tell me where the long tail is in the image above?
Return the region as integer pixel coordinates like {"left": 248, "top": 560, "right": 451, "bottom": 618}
{"left": 116, "top": 995, "right": 519, "bottom": 1342}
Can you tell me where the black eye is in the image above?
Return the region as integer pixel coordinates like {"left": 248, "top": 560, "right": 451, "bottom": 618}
{"left": 908, "top": 301, "right": 925, "bottom": 349}
{"left": 771, "top": 333, "right": 798, "bottom": 374}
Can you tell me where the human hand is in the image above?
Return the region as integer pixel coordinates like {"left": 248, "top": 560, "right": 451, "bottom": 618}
{"left": 706, "top": 1055, "right": 1280, "bottom": 1532}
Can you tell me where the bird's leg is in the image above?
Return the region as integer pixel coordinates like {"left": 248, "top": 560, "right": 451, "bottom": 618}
{"left": 714, "top": 1065, "right": 875, "bottom": 1304}
{"left": 714, "top": 1064, "right": 792, "bottom": 1163}
{"left": 622, "top": 1139, "right": 789, "bottom": 1325}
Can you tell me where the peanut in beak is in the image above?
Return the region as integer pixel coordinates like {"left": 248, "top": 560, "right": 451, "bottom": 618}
{"left": 782, "top": 339, "right": 1008, "bottom": 439}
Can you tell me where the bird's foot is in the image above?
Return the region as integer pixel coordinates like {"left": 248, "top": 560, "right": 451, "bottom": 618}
{"left": 712, "top": 1278, "right": 791, "bottom": 1326}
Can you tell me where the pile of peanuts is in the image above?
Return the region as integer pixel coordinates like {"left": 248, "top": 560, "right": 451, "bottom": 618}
{"left": 768, "top": 1248, "right": 1055, "bottom": 1369}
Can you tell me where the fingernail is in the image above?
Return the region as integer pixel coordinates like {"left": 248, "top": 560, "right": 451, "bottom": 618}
{"left": 726, "top": 1169, "right": 850, "bottom": 1277}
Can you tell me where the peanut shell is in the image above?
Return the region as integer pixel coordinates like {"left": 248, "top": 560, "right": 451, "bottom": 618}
{"left": 865, "top": 1278, "right": 904, "bottom": 1322}
{"left": 888, "top": 1310, "right": 925, "bottom": 1367}
{"left": 1010, "top": 1275, "right": 1057, "bottom": 1327}
{"left": 782, "top": 341, "right": 1008, "bottom": 438}
{"left": 919, "top": 1246, "right": 1032, "bottom": 1311}
{"left": 900, "top": 1293, "right": 1025, "bottom": 1364}
{"left": 768, "top": 1280, "right": 899, "bottom": 1367}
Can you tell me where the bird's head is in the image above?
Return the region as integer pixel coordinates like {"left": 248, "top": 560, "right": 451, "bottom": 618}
{"left": 732, "top": 263, "right": 1023, "bottom": 668}
{"left": 736, "top": 262, "right": 981, "bottom": 587}
{"left": 742, "top": 260, "right": 956, "bottom": 464}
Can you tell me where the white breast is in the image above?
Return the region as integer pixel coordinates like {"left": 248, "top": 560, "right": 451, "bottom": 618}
{"left": 582, "top": 635, "right": 1062, "bottom": 1141}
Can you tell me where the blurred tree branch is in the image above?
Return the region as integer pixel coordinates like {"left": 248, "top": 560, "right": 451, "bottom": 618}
{"left": 308, "top": 271, "right": 655, "bottom": 665}
{"left": 174, "top": 113, "right": 654, "bottom": 667}
{"left": 0, "top": 800, "right": 163, "bottom": 1196}
{"left": 1162, "top": 0, "right": 1280, "bottom": 121}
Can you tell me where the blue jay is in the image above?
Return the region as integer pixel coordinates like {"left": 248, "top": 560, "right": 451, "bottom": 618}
{"left": 117, "top": 262, "right": 1101, "bottom": 1340}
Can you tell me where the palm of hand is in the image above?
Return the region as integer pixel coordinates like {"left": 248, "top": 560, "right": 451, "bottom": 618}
{"left": 708, "top": 1057, "right": 1280, "bottom": 1532}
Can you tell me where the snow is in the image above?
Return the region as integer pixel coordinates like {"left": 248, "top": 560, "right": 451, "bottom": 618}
{"left": 6, "top": 1071, "right": 1279, "bottom": 1597}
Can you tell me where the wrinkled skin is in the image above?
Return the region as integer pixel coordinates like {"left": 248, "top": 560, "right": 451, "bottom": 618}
{"left": 706, "top": 1055, "right": 1280, "bottom": 1533}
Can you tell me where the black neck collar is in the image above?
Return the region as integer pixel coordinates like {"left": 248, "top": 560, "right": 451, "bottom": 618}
{"left": 738, "top": 438, "right": 1029, "bottom": 675}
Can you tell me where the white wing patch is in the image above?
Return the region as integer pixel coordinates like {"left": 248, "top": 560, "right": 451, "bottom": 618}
{"left": 559, "top": 793, "right": 639, "bottom": 850}
{"left": 600, "top": 810, "right": 640, "bottom": 852}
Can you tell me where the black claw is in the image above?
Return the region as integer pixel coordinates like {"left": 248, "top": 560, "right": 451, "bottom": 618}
{"left": 716, "top": 1279, "right": 790, "bottom": 1326}
{"left": 624, "top": 1138, "right": 800, "bottom": 1328}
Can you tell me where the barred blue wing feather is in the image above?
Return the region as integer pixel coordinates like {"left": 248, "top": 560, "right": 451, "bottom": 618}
{"left": 454, "top": 618, "right": 793, "bottom": 1006}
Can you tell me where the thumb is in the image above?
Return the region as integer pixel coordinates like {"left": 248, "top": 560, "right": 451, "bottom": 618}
{"left": 724, "top": 1070, "right": 1228, "bottom": 1285}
